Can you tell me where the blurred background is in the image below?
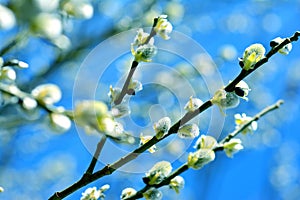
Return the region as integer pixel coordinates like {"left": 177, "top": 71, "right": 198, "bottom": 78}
{"left": 0, "top": 0, "right": 300, "bottom": 199}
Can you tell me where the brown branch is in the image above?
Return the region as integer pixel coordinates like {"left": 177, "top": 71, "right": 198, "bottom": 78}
{"left": 113, "top": 18, "right": 158, "bottom": 105}
{"left": 48, "top": 31, "right": 299, "bottom": 200}
{"left": 85, "top": 136, "right": 107, "bottom": 175}
{"left": 126, "top": 100, "right": 284, "bottom": 199}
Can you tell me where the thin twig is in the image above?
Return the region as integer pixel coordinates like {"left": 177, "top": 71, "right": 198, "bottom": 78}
{"left": 126, "top": 100, "right": 284, "bottom": 199}
{"left": 0, "top": 31, "right": 28, "bottom": 56}
{"left": 48, "top": 31, "right": 300, "bottom": 200}
{"left": 113, "top": 18, "right": 158, "bottom": 105}
{"left": 114, "top": 61, "right": 139, "bottom": 105}
{"left": 86, "top": 136, "right": 107, "bottom": 175}
{"left": 219, "top": 99, "right": 284, "bottom": 144}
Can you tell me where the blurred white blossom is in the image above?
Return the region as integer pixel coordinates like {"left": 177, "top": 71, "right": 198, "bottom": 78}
{"left": 31, "top": 84, "right": 62, "bottom": 105}
{"left": 111, "top": 104, "right": 130, "bottom": 118}
{"left": 31, "top": 13, "right": 62, "bottom": 39}
{"left": 0, "top": 67, "right": 16, "bottom": 83}
{"left": 49, "top": 113, "right": 72, "bottom": 133}
{"left": 0, "top": 5, "right": 16, "bottom": 30}
{"left": 22, "top": 97, "right": 38, "bottom": 110}
{"left": 60, "top": 0, "right": 94, "bottom": 19}
{"left": 74, "top": 100, "right": 115, "bottom": 134}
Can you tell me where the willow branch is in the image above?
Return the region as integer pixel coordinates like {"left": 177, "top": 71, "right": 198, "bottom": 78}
{"left": 127, "top": 100, "right": 284, "bottom": 199}
{"left": 85, "top": 136, "right": 107, "bottom": 175}
{"left": 113, "top": 18, "right": 158, "bottom": 105}
{"left": 0, "top": 31, "right": 28, "bottom": 56}
{"left": 0, "top": 82, "right": 73, "bottom": 119}
{"left": 219, "top": 99, "right": 284, "bottom": 144}
{"left": 48, "top": 32, "right": 299, "bottom": 200}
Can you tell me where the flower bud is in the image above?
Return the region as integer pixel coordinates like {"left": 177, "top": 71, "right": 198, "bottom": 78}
{"left": 80, "top": 187, "right": 101, "bottom": 200}
{"left": 111, "top": 104, "right": 130, "bottom": 118}
{"left": 154, "top": 15, "right": 173, "bottom": 40}
{"left": 143, "top": 188, "right": 163, "bottom": 200}
{"left": 234, "top": 113, "right": 258, "bottom": 134}
{"left": 5, "top": 59, "right": 29, "bottom": 68}
{"left": 169, "top": 176, "right": 185, "bottom": 194}
{"left": 178, "top": 124, "right": 199, "bottom": 138}
{"left": 184, "top": 96, "right": 203, "bottom": 112}
{"left": 108, "top": 85, "right": 121, "bottom": 104}
{"left": 132, "top": 44, "right": 157, "bottom": 62}
{"left": 242, "top": 43, "right": 265, "bottom": 70}
{"left": 132, "top": 28, "right": 154, "bottom": 46}
{"left": 0, "top": 5, "right": 16, "bottom": 30}
{"left": 234, "top": 80, "right": 250, "bottom": 100}
{"left": 140, "top": 133, "right": 157, "bottom": 153}
{"left": 60, "top": 0, "right": 94, "bottom": 19}
{"left": 145, "top": 161, "right": 172, "bottom": 185}
{"left": 22, "top": 97, "right": 38, "bottom": 110}
{"left": 31, "top": 84, "right": 62, "bottom": 105}
{"left": 49, "top": 113, "right": 72, "bottom": 133}
{"left": 211, "top": 89, "right": 240, "bottom": 114}
{"left": 31, "top": 13, "right": 62, "bottom": 39}
{"left": 154, "top": 117, "right": 171, "bottom": 139}
{"left": 187, "top": 149, "right": 215, "bottom": 170}
{"left": 223, "top": 138, "right": 243, "bottom": 158}
{"left": 194, "top": 135, "right": 217, "bottom": 150}
{"left": 270, "top": 37, "right": 292, "bottom": 55}
{"left": 121, "top": 188, "right": 137, "bottom": 200}
{"left": 128, "top": 79, "right": 143, "bottom": 95}
{"left": 74, "top": 100, "right": 115, "bottom": 133}
{"left": 0, "top": 57, "right": 3, "bottom": 67}
{"left": 0, "top": 67, "right": 16, "bottom": 83}
{"left": 80, "top": 185, "right": 109, "bottom": 200}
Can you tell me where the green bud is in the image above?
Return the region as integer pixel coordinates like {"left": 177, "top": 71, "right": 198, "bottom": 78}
{"left": 145, "top": 161, "right": 172, "bottom": 185}
{"left": 188, "top": 149, "right": 215, "bottom": 170}
{"left": 178, "top": 124, "right": 199, "bottom": 138}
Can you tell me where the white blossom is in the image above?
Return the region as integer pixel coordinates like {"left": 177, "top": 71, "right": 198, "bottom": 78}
{"left": 169, "top": 176, "right": 184, "bottom": 194}
{"left": 234, "top": 113, "right": 258, "bottom": 134}
{"left": 153, "top": 117, "right": 171, "bottom": 139}
{"left": 271, "top": 37, "right": 293, "bottom": 55}
{"left": 223, "top": 138, "right": 244, "bottom": 158}
{"left": 194, "top": 135, "right": 217, "bottom": 150}
{"left": 121, "top": 188, "right": 137, "bottom": 200}
{"left": 154, "top": 15, "right": 173, "bottom": 40}
{"left": 188, "top": 149, "right": 215, "bottom": 170}
{"left": 184, "top": 96, "right": 203, "bottom": 112}
{"left": 242, "top": 43, "right": 265, "bottom": 70}
{"left": 145, "top": 161, "right": 172, "bottom": 185}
